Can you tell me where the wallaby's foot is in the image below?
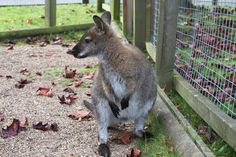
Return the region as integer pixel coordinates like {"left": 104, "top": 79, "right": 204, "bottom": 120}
{"left": 134, "top": 130, "right": 153, "bottom": 139}
{"left": 98, "top": 143, "right": 111, "bottom": 157}
{"left": 142, "top": 131, "right": 154, "bottom": 139}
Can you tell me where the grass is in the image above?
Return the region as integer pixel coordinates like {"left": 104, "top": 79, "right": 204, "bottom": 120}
{"left": 0, "top": 4, "right": 98, "bottom": 32}
{"left": 167, "top": 90, "right": 236, "bottom": 157}
{"left": 136, "top": 111, "right": 179, "bottom": 157}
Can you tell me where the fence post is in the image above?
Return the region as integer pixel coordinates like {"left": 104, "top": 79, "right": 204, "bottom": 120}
{"left": 82, "top": 0, "right": 89, "bottom": 4}
{"left": 156, "top": 0, "right": 179, "bottom": 90}
{"left": 122, "top": 0, "right": 133, "bottom": 41}
{"left": 133, "top": 0, "right": 146, "bottom": 50}
{"left": 96, "top": 0, "right": 104, "bottom": 12}
{"left": 45, "top": 0, "right": 56, "bottom": 27}
{"left": 110, "top": 0, "right": 120, "bottom": 21}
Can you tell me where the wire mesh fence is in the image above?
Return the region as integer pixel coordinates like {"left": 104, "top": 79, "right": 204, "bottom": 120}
{"left": 175, "top": 0, "right": 236, "bottom": 118}
{"left": 150, "top": 0, "right": 159, "bottom": 47}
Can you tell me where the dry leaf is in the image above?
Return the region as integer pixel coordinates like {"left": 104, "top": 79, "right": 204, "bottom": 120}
{"left": 68, "top": 109, "right": 92, "bottom": 121}
{"left": 20, "top": 117, "right": 29, "bottom": 127}
{"left": 37, "top": 87, "right": 53, "bottom": 97}
{"left": 63, "top": 87, "right": 75, "bottom": 94}
{"left": 112, "top": 131, "right": 132, "bottom": 145}
{"left": 0, "top": 112, "right": 4, "bottom": 122}
{"left": 32, "top": 122, "right": 58, "bottom": 132}
{"left": 58, "top": 95, "right": 77, "bottom": 105}
{"left": 20, "top": 69, "right": 30, "bottom": 76}
{"left": 63, "top": 66, "right": 76, "bottom": 78}
{"left": 83, "top": 73, "right": 94, "bottom": 79}
{"left": 27, "top": 18, "right": 33, "bottom": 25}
{"left": 1, "top": 119, "right": 26, "bottom": 138}
{"left": 6, "top": 75, "right": 13, "bottom": 79}
{"left": 7, "top": 45, "right": 14, "bottom": 50}
{"left": 73, "top": 79, "right": 83, "bottom": 87}
{"left": 127, "top": 148, "right": 141, "bottom": 157}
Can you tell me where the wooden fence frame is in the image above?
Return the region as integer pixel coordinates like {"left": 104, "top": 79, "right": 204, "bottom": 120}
{"left": 98, "top": 0, "right": 236, "bottom": 152}
{"left": 0, "top": 0, "right": 93, "bottom": 39}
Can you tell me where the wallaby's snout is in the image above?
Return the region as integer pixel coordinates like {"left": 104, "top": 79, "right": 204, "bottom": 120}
{"left": 72, "top": 43, "right": 82, "bottom": 58}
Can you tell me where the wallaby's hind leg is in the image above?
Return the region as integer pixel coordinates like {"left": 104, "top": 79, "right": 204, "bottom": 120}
{"left": 133, "top": 100, "right": 154, "bottom": 139}
{"left": 95, "top": 99, "right": 111, "bottom": 157}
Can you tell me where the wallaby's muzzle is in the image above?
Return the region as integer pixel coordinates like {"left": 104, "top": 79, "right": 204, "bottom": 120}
{"left": 72, "top": 44, "right": 81, "bottom": 58}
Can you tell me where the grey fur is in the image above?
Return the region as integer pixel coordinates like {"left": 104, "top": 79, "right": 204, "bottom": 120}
{"left": 72, "top": 11, "right": 157, "bottom": 156}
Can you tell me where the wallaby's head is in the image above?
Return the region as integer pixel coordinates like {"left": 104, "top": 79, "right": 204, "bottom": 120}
{"left": 72, "top": 11, "right": 112, "bottom": 58}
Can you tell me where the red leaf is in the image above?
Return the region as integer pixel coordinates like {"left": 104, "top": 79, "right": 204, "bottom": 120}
{"left": 83, "top": 73, "right": 94, "bottom": 79}
{"left": 127, "top": 148, "right": 142, "bottom": 157}
{"left": 20, "top": 117, "right": 29, "bottom": 127}
{"left": 68, "top": 109, "right": 92, "bottom": 121}
{"left": 53, "top": 36, "right": 62, "bottom": 45}
{"left": 63, "top": 66, "right": 76, "bottom": 78}
{"left": 73, "top": 79, "right": 83, "bottom": 87}
{"left": 1, "top": 119, "right": 26, "bottom": 138}
{"left": 112, "top": 131, "right": 132, "bottom": 145}
{"left": 58, "top": 95, "right": 77, "bottom": 105}
{"left": 37, "top": 87, "right": 53, "bottom": 97}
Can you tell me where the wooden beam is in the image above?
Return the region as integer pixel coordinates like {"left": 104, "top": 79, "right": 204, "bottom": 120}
{"left": 45, "top": 0, "right": 56, "bottom": 27}
{"left": 174, "top": 71, "right": 236, "bottom": 151}
{"left": 0, "top": 23, "right": 92, "bottom": 39}
{"left": 133, "top": 0, "right": 146, "bottom": 50}
{"left": 96, "top": 0, "right": 104, "bottom": 12}
{"left": 156, "top": 0, "right": 179, "bottom": 90}
{"left": 110, "top": 0, "right": 120, "bottom": 21}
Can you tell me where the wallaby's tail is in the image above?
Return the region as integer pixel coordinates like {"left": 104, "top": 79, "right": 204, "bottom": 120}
{"left": 83, "top": 100, "right": 94, "bottom": 113}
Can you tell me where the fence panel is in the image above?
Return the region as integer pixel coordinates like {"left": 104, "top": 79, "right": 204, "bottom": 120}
{"left": 175, "top": 0, "right": 236, "bottom": 118}
{"left": 150, "top": 0, "right": 159, "bottom": 48}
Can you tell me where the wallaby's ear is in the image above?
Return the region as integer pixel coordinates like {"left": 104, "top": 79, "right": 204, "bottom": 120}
{"left": 93, "top": 15, "right": 106, "bottom": 33}
{"left": 101, "top": 11, "right": 111, "bottom": 25}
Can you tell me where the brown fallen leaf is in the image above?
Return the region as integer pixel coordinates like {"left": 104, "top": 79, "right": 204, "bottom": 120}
{"left": 63, "top": 87, "right": 75, "bottom": 94}
{"left": 63, "top": 66, "right": 76, "bottom": 78}
{"left": 0, "top": 112, "right": 4, "bottom": 121}
{"left": 112, "top": 131, "right": 132, "bottom": 145}
{"left": 36, "top": 72, "right": 42, "bottom": 76}
{"left": 53, "top": 36, "right": 62, "bottom": 45}
{"left": 62, "top": 43, "right": 71, "bottom": 47}
{"left": 66, "top": 49, "right": 73, "bottom": 55}
{"left": 127, "top": 148, "right": 142, "bottom": 157}
{"left": 20, "top": 69, "right": 30, "bottom": 76}
{"left": 15, "top": 79, "right": 32, "bottom": 89}
{"left": 1, "top": 119, "right": 26, "bottom": 138}
{"left": 58, "top": 95, "right": 77, "bottom": 105}
{"left": 68, "top": 109, "right": 92, "bottom": 121}
{"left": 50, "top": 123, "right": 59, "bottom": 132}
{"left": 6, "top": 75, "right": 13, "bottom": 79}
{"left": 7, "top": 45, "right": 14, "bottom": 50}
{"left": 32, "top": 122, "right": 50, "bottom": 131}
{"left": 37, "top": 87, "right": 53, "bottom": 97}
{"left": 27, "top": 18, "right": 33, "bottom": 25}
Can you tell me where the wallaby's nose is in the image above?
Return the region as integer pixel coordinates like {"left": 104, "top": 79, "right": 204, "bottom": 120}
{"left": 72, "top": 44, "right": 80, "bottom": 58}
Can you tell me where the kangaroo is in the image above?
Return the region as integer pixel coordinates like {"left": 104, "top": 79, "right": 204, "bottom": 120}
{"left": 71, "top": 11, "right": 157, "bottom": 157}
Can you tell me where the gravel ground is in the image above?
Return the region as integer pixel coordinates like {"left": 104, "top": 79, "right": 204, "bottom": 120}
{"left": 0, "top": 44, "right": 134, "bottom": 157}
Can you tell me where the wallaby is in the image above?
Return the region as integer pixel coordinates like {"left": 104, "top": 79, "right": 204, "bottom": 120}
{"left": 71, "top": 11, "right": 157, "bottom": 157}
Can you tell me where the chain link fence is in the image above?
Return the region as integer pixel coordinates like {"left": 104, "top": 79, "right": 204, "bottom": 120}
{"left": 175, "top": 0, "right": 236, "bottom": 118}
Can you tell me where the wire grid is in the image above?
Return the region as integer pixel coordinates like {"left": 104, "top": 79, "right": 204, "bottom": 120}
{"left": 176, "top": 0, "right": 236, "bottom": 119}
{"left": 150, "top": 0, "right": 159, "bottom": 47}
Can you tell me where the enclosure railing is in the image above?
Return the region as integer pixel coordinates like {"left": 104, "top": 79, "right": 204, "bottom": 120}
{"left": 98, "top": 0, "right": 236, "bottom": 151}
{"left": 0, "top": 0, "right": 95, "bottom": 39}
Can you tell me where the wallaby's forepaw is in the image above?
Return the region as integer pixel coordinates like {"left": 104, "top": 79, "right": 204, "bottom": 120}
{"left": 121, "top": 95, "right": 130, "bottom": 110}
{"left": 98, "top": 144, "right": 111, "bottom": 157}
{"left": 108, "top": 101, "right": 120, "bottom": 118}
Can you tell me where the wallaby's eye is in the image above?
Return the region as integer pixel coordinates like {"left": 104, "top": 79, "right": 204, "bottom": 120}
{"left": 85, "top": 36, "right": 92, "bottom": 43}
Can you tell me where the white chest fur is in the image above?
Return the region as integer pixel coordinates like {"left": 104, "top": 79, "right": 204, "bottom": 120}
{"left": 102, "top": 65, "right": 127, "bottom": 99}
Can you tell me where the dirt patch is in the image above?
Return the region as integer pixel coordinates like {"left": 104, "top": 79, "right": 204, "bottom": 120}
{"left": 0, "top": 45, "right": 134, "bottom": 157}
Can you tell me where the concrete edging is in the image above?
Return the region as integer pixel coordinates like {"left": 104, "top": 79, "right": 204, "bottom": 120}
{"left": 154, "top": 85, "right": 215, "bottom": 157}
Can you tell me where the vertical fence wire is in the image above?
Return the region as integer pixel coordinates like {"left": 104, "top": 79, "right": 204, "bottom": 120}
{"left": 150, "top": 0, "right": 159, "bottom": 47}
{"left": 175, "top": 0, "right": 236, "bottom": 119}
